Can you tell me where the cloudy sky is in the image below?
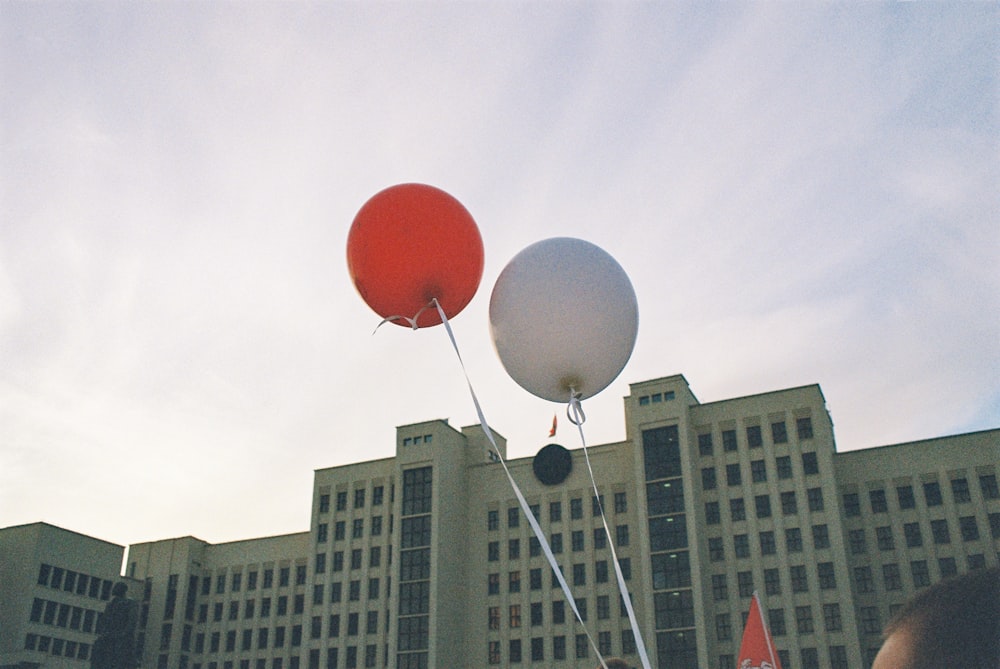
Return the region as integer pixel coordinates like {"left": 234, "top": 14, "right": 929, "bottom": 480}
{"left": 2, "top": 3, "right": 997, "bottom": 547}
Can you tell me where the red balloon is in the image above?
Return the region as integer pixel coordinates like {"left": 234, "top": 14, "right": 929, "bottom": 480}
{"left": 347, "top": 183, "right": 484, "bottom": 327}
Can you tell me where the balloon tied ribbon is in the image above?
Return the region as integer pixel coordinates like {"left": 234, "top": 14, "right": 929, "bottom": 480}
{"left": 372, "top": 300, "right": 439, "bottom": 333}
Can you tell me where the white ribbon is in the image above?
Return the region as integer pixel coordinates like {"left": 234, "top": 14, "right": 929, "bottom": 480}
{"left": 568, "top": 390, "right": 653, "bottom": 669}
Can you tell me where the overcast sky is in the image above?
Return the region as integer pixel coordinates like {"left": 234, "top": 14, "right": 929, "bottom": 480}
{"left": 2, "top": 3, "right": 997, "bottom": 547}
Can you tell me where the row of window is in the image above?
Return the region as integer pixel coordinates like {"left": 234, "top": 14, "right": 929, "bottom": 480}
{"left": 487, "top": 525, "right": 629, "bottom": 562}
{"left": 487, "top": 493, "right": 628, "bottom": 531}
{"left": 487, "top": 559, "right": 632, "bottom": 595}
{"left": 316, "top": 516, "right": 387, "bottom": 544}
{"left": 487, "top": 630, "right": 636, "bottom": 664}
{"left": 711, "top": 562, "right": 838, "bottom": 600}
{"left": 697, "top": 416, "right": 814, "bottom": 456}
{"left": 185, "top": 644, "right": 382, "bottom": 669}
{"left": 195, "top": 577, "right": 388, "bottom": 624}
{"left": 315, "top": 546, "right": 386, "bottom": 574}
{"left": 717, "top": 644, "right": 849, "bottom": 669}
{"left": 848, "top": 514, "right": 1000, "bottom": 555}
{"left": 487, "top": 595, "right": 634, "bottom": 630}
{"left": 199, "top": 565, "right": 309, "bottom": 598}
{"left": 708, "top": 524, "right": 832, "bottom": 562}
{"left": 317, "top": 485, "right": 388, "bottom": 515}
{"left": 169, "top": 610, "right": 384, "bottom": 655}
{"left": 843, "top": 474, "right": 999, "bottom": 516}
{"left": 28, "top": 597, "right": 101, "bottom": 632}
{"left": 637, "top": 390, "right": 675, "bottom": 405}
{"left": 701, "top": 452, "right": 819, "bottom": 490}
{"left": 853, "top": 558, "right": 993, "bottom": 593}
{"left": 705, "top": 487, "right": 826, "bottom": 524}
{"left": 23, "top": 633, "right": 92, "bottom": 660}
{"left": 36, "top": 563, "right": 115, "bottom": 600}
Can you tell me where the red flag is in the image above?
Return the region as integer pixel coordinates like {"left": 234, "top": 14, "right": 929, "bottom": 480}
{"left": 548, "top": 414, "right": 557, "bottom": 437}
{"left": 736, "top": 593, "right": 782, "bottom": 669}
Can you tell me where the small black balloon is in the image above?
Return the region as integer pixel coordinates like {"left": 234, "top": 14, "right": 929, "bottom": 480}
{"left": 533, "top": 443, "right": 573, "bottom": 486}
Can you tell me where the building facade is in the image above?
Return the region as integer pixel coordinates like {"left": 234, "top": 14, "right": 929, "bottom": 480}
{"left": 4, "top": 374, "right": 999, "bottom": 669}
{"left": 0, "top": 522, "right": 138, "bottom": 669}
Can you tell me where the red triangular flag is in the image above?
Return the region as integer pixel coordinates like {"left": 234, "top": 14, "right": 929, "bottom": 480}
{"left": 548, "top": 414, "right": 557, "bottom": 437}
{"left": 736, "top": 593, "right": 782, "bottom": 669}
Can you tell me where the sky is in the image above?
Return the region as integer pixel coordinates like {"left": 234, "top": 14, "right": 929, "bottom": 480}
{"left": 2, "top": 3, "right": 998, "bottom": 548}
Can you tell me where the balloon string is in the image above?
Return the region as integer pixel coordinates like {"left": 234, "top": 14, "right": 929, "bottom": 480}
{"left": 430, "top": 299, "right": 611, "bottom": 669}
{"left": 372, "top": 302, "right": 436, "bottom": 333}
{"left": 569, "top": 389, "right": 654, "bottom": 669}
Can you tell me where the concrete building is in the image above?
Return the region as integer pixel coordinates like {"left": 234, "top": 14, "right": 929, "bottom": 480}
{"left": 0, "top": 522, "right": 137, "bottom": 669}
{"left": 4, "top": 374, "right": 998, "bottom": 669}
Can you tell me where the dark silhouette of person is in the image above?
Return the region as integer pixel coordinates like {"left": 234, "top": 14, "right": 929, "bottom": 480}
{"left": 91, "top": 582, "right": 139, "bottom": 669}
{"left": 871, "top": 567, "right": 1000, "bottom": 669}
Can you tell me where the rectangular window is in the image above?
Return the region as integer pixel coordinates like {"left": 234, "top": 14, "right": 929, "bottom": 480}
{"left": 911, "top": 560, "right": 931, "bottom": 587}
{"left": 715, "top": 614, "right": 732, "bottom": 641}
{"left": 876, "top": 526, "right": 894, "bottom": 551}
{"left": 730, "top": 498, "right": 746, "bottom": 521}
{"left": 823, "top": 603, "right": 842, "bottom": 632}
{"left": 786, "top": 528, "right": 803, "bottom": 553}
{"left": 896, "top": 485, "right": 915, "bottom": 509}
{"left": 705, "top": 501, "right": 721, "bottom": 525}
{"left": 790, "top": 565, "right": 808, "bottom": 593}
{"left": 722, "top": 429, "right": 737, "bottom": 452}
{"left": 802, "top": 452, "right": 819, "bottom": 475}
{"left": 812, "top": 524, "right": 830, "bottom": 549}
{"left": 760, "top": 531, "right": 776, "bottom": 555}
{"left": 726, "top": 464, "right": 742, "bottom": 486}
{"left": 755, "top": 495, "right": 772, "bottom": 518}
{"left": 756, "top": 612, "right": 781, "bottom": 641}
{"left": 487, "top": 510, "right": 498, "bottom": 531}
{"left": 570, "top": 498, "right": 583, "bottom": 519}
{"left": 509, "top": 571, "right": 521, "bottom": 593}
{"left": 923, "top": 481, "right": 943, "bottom": 507}
{"left": 738, "top": 571, "right": 754, "bottom": 597}
{"left": 979, "top": 474, "right": 999, "bottom": 499}
{"left": 807, "top": 487, "right": 824, "bottom": 512}
{"left": 848, "top": 529, "right": 866, "bottom": 554}
{"left": 796, "top": 417, "right": 813, "bottom": 439}
{"left": 354, "top": 488, "right": 365, "bottom": 509}
{"left": 571, "top": 531, "right": 584, "bottom": 552}
{"left": 615, "top": 525, "right": 629, "bottom": 546}
{"left": 939, "top": 557, "right": 958, "bottom": 577}
{"left": 746, "top": 425, "right": 763, "bottom": 448}
{"left": 614, "top": 492, "right": 627, "bottom": 513}
{"left": 712, "top": 574, "right": 728, "bottom": 600}
{"left": 904, "top": 522, "right": 923, "bottom": 547}
{"left": 508, "top": 507, "right": 519, "bottom": 528}
{"left": 959, "top": 516, "right": 980, "bottom": 541}
{"left": 401, "top": 467, "right": 432, "bottom": 515}
{"left": 549, "top": 502, "right": 562, "bottom": 522}
{"left": 698, "top": 433, "right": 714, "bottom": 456}
{"left": 817, "top": 562, "right": 836, "bottom": 589}
{"left": 643, "top": 426, "right": 681, "bottom": 480}
{"left": 869, "top": 489, "right": 888, "bottom": 513}
{"left": 795, "top": 605, "right": 814, "bottom": 634}
{"left": 701, "top": 467, "right": 717, "bottom": 491}
{"left": 509, "top": 538, "right": 520, "bottom": 560}
{"left": 780, "top": 491, "right": 797, "bottom": 515}
{"left": 771, "top": 421, "right": 788, "bottom": 444}
{"left": 776, "top": 456, "right": 793, "bottom": 479}
{"left": 751, "top": 459, "right": 767, "bottom": 482}
{"left": 882, "top": 564, "right": 902, "bottom": 591}
{"left": 842, "top": 492, "right": 860, "bottom": 517}
{"left": 951, "top": 478, "right": 971, "bottom": 503}
{"left": 764, "top": 568, "right": 781, "bottom": 595}
{"left": 734, "top": 534, "right": 750, "bottom": 558}
{"left": 709, "top": 537, "right": 724, "bottom": 562}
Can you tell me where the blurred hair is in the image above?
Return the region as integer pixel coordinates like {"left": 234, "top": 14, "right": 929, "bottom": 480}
{"left": 883, "top": 567, "right": 999, "bottom": 669}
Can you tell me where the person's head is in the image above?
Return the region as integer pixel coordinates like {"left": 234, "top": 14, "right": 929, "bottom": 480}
{"left": 112, "top": 582, "right": 129, "bottom": 598}
{"left": 872, "top": 567, "right": 999, "bottom": 669}
{"left": 598, "top": 658, "right": 630, "bottom": 669}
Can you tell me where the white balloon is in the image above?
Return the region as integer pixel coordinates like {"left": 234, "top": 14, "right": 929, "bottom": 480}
{"left": 489, "top": 237, "right": 639, "bottom": 403}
